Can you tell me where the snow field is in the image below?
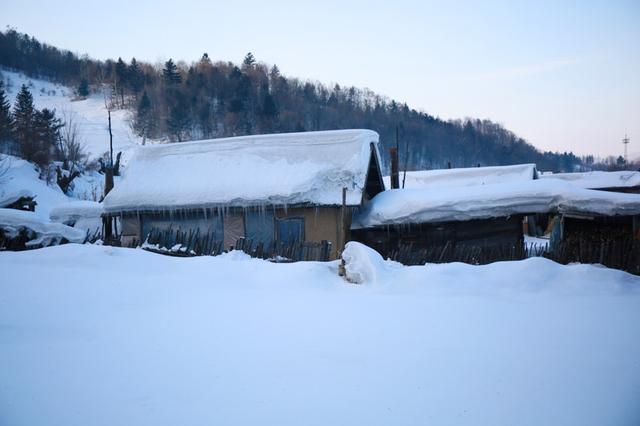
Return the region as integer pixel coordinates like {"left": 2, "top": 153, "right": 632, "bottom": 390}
{"left": 1, "top": 243, "right": 639, "bottom": 426}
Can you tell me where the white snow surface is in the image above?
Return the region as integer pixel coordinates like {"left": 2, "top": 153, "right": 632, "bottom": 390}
{"left": 103, "top": 129, "right": 379, "bottom": 213}
{"left": 384, "top": 163, "right": 537, "bottom": 190}
{"left": 0, "top": 188, "right": 33, "bottom": 208}
{"left": 541, "top": 170, "right": 640, "bottom": 189}
{"left": 49, "top": 200, "right": 103, "bottom": 223}
{"left": 0, "top": 155, "right": 70, "bottom": 219}
{"left": 1, "top": 244, "right": 639, "bottom": 425}
{"left": 341, "top": 241, "right": 398, "bottom": 284}
{"left": 353, "top": 179, "right": 640, "bottom": 228}
{"left": 49, "top": 200, "right": 103, "bottom": 235}
{"left": 0, "top": 208, "right": 85, "bottom": 246}
{"left": 1, "top": 69, "right": 144, "bottom": 161}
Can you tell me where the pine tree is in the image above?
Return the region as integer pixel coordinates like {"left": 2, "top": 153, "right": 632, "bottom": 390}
{"left": 162, "top": 59, "right": 181, "bottom": 85}
{"left": 261, "top": 92, "right": 278, "bottom": 118}
{"left": 115, "top": 57, "right": 128, "bottom": 106}
{"left": 128, "top": 58, "right": 144, "bottom": 95}
{"left": 13, "top": 84, "right": 37, "bottom": 163}
{"left": 135, "top": 91, "right": 153, "bottom": 140}
{"left": 33, "top": 108, "right": 63, "bottom": 165}
{"left": 166, "top": 93, "right": 190, "bottom": 141}
{"left": 77, "top": 78, "right": 89, "bottom": 98}
{"left": 0, "top": 81, "right": 14, "bottom": 143}
{"left": 242, "top": 52, "right": 256, "bottom": 69}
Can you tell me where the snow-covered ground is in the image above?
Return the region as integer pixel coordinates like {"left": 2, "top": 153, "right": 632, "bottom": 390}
{"left": 1, "top": 243, "right": 639, "bottom": 426}
{"left": 0, "top": 155, "right": 70, "bottom": 219}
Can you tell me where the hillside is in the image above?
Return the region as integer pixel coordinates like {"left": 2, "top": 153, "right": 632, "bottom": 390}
{"left": 0, "top": 29, "right": 580, "bottom": 172}
{"left": 0, "top": 69, "right": 142, "bottom": 161}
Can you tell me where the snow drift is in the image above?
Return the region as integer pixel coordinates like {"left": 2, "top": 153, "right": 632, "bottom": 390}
{"left": 0, "top": 208, "right": 86, "bottom": 247}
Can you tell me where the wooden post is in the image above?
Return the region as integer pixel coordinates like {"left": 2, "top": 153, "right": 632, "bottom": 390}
{"left": 339, "top": 187, "right": 347, "bottom": 256}
{"left": 390, "top": 148, "right": 399, "bottom": 189}
{"left": 108, "top": 109, "right": 114, "bottom": 167}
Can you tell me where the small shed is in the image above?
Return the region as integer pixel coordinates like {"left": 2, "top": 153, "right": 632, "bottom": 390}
{"left": 548, "top": 190, "right": 640, "bottom": 274}
{"left": 102, "top": 129, "right": 385, "bottom": 260}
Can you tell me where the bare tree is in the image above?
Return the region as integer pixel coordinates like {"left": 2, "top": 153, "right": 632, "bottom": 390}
{"left": 58, "top": 109, "right": 86, "bottom": 168}
{"left": 0, "top": 155, "right": 11, "bottom": 185}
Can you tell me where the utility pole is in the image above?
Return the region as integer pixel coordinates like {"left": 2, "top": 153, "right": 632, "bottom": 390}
{"left": 623, "top": 134, "right": 630, "bottom": 164}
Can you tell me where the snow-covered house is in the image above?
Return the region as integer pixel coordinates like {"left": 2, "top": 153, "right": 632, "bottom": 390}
{"left": 351, "top": 178, "right": 640, "bottom": 266}
{"left": 102, "top": 129, "right": 385, "bottom": 259}
{"left": 354, "top": 164, "right": 539, "bottom": 263}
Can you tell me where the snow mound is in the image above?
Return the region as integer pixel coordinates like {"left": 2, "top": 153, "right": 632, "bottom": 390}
{"left": 0, "top": 208, "right": 86, "bottom": 247}
{"left": 341, "top": 241, "right": 399, "bottom": 284}
{"left": 0, "top": 189, "right": 33, "bottom": 208}
{"left": 0, "top": 154, "right": 69, "bottom": 219}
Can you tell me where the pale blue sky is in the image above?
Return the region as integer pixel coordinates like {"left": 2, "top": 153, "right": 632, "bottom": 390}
{"left": 2, "top": 0, "right": 638, "bottom": 157}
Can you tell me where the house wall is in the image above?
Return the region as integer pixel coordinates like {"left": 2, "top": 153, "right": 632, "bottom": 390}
{"left": 550, "top": 214, "right": 640, "bottom": 274}
{"left": 352, "top": 216, "right": 524, "bottom": 264}
{"left": 116, "top": 205, "right": 351, "bottom": 259}
{"left": 274, "top": 206, "right": 347, "bottom": 259}
{"left": 120, "top": 214, "right": 140, "bottom": 247}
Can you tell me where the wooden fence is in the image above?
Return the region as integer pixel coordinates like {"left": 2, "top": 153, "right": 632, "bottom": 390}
{"left": 389, "top": 241, "right": 530, "bottom": 266}
{"left": 141, "top": 226, "right": 332, "bottom": 262}
{"left": 388, "top": 239, "right": 639, "bottom": 275}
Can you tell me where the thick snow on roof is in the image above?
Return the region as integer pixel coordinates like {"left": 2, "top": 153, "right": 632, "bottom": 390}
{"left": 103, "top": 129, "right": 379, "bottom": 213}
{"left": 0, "top": 208, "right": 85, "bottom": 246}
{"left": 352, "top": 179, "right": 640, "bottom": 228}
{"left": 383, "top": 164, "right": 537, "bottom": 190}
{"left": 540, "top": 170, "right": 640, "bottom": 189}
{"left": 50, "top": 200, "right": 103, "bottom": 223}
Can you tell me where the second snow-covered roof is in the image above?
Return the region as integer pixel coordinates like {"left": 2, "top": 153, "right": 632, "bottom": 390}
{"left": 383, "top": 164, "right": 537, "bottom": 190}
{"left": 103, "top": 129, "right": 380, "bottom": 213}
{"left": 540, "top": 171, "right": 640, "bottom": 190}
{"left": 352, "top": 179, "right": 640, "bottom": 228}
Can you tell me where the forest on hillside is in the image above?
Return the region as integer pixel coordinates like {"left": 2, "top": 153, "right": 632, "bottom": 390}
{"left": 0, "top": 28, "right": 589, "bottom": 172}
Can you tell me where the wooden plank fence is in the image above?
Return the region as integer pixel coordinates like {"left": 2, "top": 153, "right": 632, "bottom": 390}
{"left": 140, "top": 226, "right": 332, "bottom": 262}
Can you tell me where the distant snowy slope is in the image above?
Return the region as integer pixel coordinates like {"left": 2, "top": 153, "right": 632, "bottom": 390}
{"left": 1, "top": 69, "right": 144, "bottom": 161}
